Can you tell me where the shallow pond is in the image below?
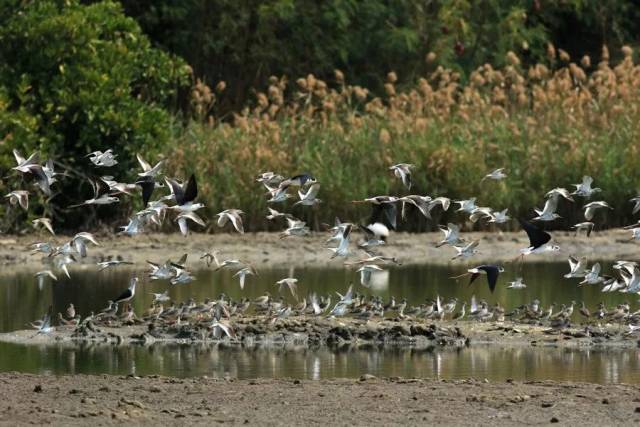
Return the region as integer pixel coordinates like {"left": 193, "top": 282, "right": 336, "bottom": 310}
{"left": 1, "top": 263, "right": 638, "bottom": 383}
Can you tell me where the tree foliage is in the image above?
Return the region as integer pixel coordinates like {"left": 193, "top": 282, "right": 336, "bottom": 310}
{"left": 0, "top": 0, "right": 189, "bottom": 230}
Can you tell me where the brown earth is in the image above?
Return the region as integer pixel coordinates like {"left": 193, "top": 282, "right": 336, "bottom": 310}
{"left": 0, "top": 373, "right": 639, "bottom": 426}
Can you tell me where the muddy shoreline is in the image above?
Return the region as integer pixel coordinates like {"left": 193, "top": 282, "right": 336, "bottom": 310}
{"left": 1, "top": 372, "right": 639, "bottom": 426}
{"left": 3, "top": 317, "right": 638, "bottom": 350}
{"left": 0, "top": 230, "right": 637, "bottom": 273}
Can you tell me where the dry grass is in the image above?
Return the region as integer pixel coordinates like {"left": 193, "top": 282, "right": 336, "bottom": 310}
{"left": 171, "top": 45, "right": 640, "bottom": 231}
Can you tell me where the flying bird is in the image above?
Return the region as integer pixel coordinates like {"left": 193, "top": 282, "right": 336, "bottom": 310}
{"left": 389, "top": 163, "right": 414, "bottom": 189}
{"left": 452, "top": 265, "right": 504, "bottom": 293}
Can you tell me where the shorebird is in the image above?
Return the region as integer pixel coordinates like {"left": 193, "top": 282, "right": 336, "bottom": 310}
{"left": 545, "top": 187, "right": 574, "bottom": 202}
{"left": 87, "top": 149, "right": 118, "bottom": 167}
{"left": 34, "top": 270, "right": 57, "bottom": 290}
{"left": 532, "top": 197, "right": 561, "bottom": 222}
{"left": 469, "top": 207, "right": 493, "bottom": 223}
{"left": 100, "top": 176, "right": 136, "bottom": 196}
{"left": 175, "top": 211, "right": 205, "bottom": 236}
{"left": 427, "top": 196, "right": 451, "bottom": 215}
{"left": 216, "top": 209, "right": 245, "bottom": 233}
{"left": 5, "top": 190, "right": 29, "bottom": 210}
{"left": 266, "top": 207, "right": 292, "bottom": 221}
{"left": 572, "top": 176, "right": 601, "bottom": 197}
{"left": 11, "top": 150, "right": 52, "bottom": 195}
{"left": 54, "top": 232, "right": 100, "bottom": 258}
{"left": 32, "top": 218, "right": 55, "bottom": 235}
{"left": 564, "top": 256, "right": 588, "bottom": 278}
{"left": 97, "top": 259, "right": 134, "bottom": 271}
{"left": 30, "top": 242, "right": 54, "bottom": 256}
{"left": 256, "top": 171, "right": 285, "bottom": 186}
{"left": 488, "top": 208, "right": 510, "bottom": 224}
{"left": 136, "top": 154, "right": 164, "bottom": 177}
{"left": 280, "top": 173, "right": 316, "bottom": 188}
{"left": 356, "top": 264, "right": 384, "bottom": 287}
{"left": 507, "top": 277, "right": 526, "bottom": 289}
{"left": 265, "top": 182, "right": 291, "bottom": 203}
{"left": 69, "top": 179, "right": 119, "bottom": 208}
{"left": 436, "top": 223, "right": 463, "bottom": 248}
{"left": 150, "top": 290, "right": 171, "bottom": 303}
{"left": 170, "top": 269, "right": 195, "bottom": 285}
{"left": 398, "top": 195, "right": 431, "bottom": 219}
{"left": 165, "top": 174, "right": 203, "bottom": 212}
{"left": 66, "top": 304, "right": 76, "bottom": 320}
{"left": 454, "top": 197, "right": 477, "bottom": 214}
{"left": 481, "top": 168, "right": 507, "bottom": 182}
{"left": 518, "top": 219, "right": 560, "bottom": 257}
{"left": 583, "top": 201, "right": 612, "bottom": 221}
{"left": 280, "top": 217, "right": 310, "bottom": 238}
{"left": 233, "top": 265, "right": 258, "bottom": 290}
{"left": 579, "top": 263, "right": 605, "bottom": 286}
{"left": 53, "top": 254, "right": 77, "bottom": 278}
{"left": 389, "top": 163, "right": 414, "bottom": 189}
{"left": 294, "top": 183, "right": 321, "bottom": 207}
{"left": 328, "top": 224, "right": 352, "bottom": 258}
{"left": 31, "top": 306, "right": 53, "bottom": 336}
{"left": 630, "top": 196, "right": 640, "bottom": 215}
{"left": 113, "top": 277, "right": 138, "bottom": 304}
{"left": 452, "top": 265, "right": 504, "bottom": 293}
{"left": 275, "top": 278, "right": 298, "bottom": 299}
{"left": 572, "top": 222, "right": 595, "bottom": 237}
{"left": 451, "top": 240, "right": 480, "bottom": 260}
{"left": 210, "top": 320, "right": 236, "bottom": 339}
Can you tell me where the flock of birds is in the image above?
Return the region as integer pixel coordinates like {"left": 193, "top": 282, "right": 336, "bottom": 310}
{"left": 6, "top": 149, "right": 640, "bottom": 337}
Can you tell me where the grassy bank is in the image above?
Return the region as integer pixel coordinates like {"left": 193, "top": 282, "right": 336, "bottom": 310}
{"left": 169, "top": 46, "right": 640, "bottom": 232}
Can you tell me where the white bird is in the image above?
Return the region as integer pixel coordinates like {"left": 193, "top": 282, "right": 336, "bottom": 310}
{"left": 389, "top": 163, "right": 414, "bottom": 189}
{"left": 630, "top": 196, "right": 640, "bottom": 215}
{"left": 280, "top": 217, "right": 310, "bottom": 238}
{"left": 294, "top": 183, "right": 322, "bottom": 207}
{"left": 436, "top": 223, "right": 463, "bottom": 248}
{"left": 579, "top": 263, "right": 605, "bottom": 286}
{"left": 165, "top": 174, "right": 203, "bottom": 213}
{"left": 275, "top": 278, "right": 298, "bottom": 299}
{"left": 265, "top": 182, "right": 291, "bottom": 203}
{"left": 87, "top": 149, "right": 118, "bottom": 167}
{"left": 97, "top": 259, "right": 134, "bottom": 271}
{"left": 5, "top": 190, "right": 29, "bottom": 210}
{"left": 136, "top": 154, "right": 164, "bottom": 177}
{"left": 507, "top": 277, "right": 526, "bottom": 289}
{"left": 488, "top": 208, "right": 510, "bottom": 224}
{"left": 356, "top": 264, "right": 384, "bottom": 287}
{"left": 398, "top": 195, "right": 431, "bottom": 219}
{"left": 32, "top": 218, "right": 55, "bottom": 235}
{"left": 233, "top": 265, "right": 258, "bottom": 290}
{"left": 328, "top": 224, "right": 352, "bottom": 258}
{"left": 216, "top": 209, "right": 245, "bottom": 233}
{"left": 564, "top": 256, "right": 588, "bottom": 278}
{"left": 170, "top": 270, "right": 195, "bottom": 285}
{"left": 583, "top": 201, "right": 612, "bottom": 221}
{"left": 256, "top": 171, "right": 284, "bottom": 186}
{"left": 451, "top": 240, "right": 480, "bottom": 260}
{"left": 532, "top": 197, "right": 561, "bottom": 222}
{"left": 11, "top": 150, "right": 52, "bottom": 195}
{"left": 34, "top": 270, "right": 57, "bottom": 290}
{"left": 481, "top": 168, "right": 507, "bottom": 182}
{"left": 150, "top": 290, "right": 171, "bottom": 303}
{"left": 175, "top": 211, "right": 205, "bottom": 236}
{"left": 266, "top": 207, "right": 291, "bottom": 221}
{"left": 572, "top": 222, "right": 595, "bottom": 237}
{"left": 210, "top": 320, "right": 236, "bottom": 339}
{"left": 54, "top": 254, "right": 76, "bottom": 279}
{"left": 545, "top": 187, "right": 574, "bottom": 202}
{"left": 454, "top": 198, "right": 477, "bottom": 214}
{"left": 426, "top": 197, "right": 451, "bottom": 216}
{"left": 572, "top": 176, "right": 601, "bottom": 198}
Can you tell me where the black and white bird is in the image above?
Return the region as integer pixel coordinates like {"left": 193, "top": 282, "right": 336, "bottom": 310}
{"left": 280, "top": 173, "right": 316, "bottom": 188}
{"left": 69, "top": 179, "right": 119, "bottom": 208}
{"left": 113, "top": 277, "right": 138, "bottom": 304}
{"left": 294, "top": 183, "right": 321, "bottom": 206}
{"left": 452, "top": 265, "right": 504, "bottom": 293}
{"left": 165, "top": 174, "right": 203, "bottom": 212}
{"left": 519, "top": 219, "right": 560, "bottom": 256}
{"left": 87, "top": 149, "right": 118, "bottom": 167}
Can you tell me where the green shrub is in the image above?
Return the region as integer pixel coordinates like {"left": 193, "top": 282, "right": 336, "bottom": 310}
{"left": 0, "top": 0, "right": 189, "bottom": 231}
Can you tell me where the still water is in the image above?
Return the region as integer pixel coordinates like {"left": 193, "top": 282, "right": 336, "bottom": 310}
{"left": 1, "top": 263, "right": 638, "bottom": 383}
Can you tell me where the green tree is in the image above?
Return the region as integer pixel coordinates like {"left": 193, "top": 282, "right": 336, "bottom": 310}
{"left": 0, "top": 0, "right": 189, "bottom": 230}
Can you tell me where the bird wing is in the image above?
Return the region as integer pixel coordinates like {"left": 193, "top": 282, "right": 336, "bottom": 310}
{"left": 519, "top": 219, "right": 551, "bottom": 249}
{"left": 182, "top": 174, "right": 197, "bottom": 203}
{"left": 568, "top": 256, "right": 578, "bottom": 271}
{"left": 164, "top": 177, "right": 185, "bottom": 205}
{"left": 592, "top": 262, "right": 601, "bottom": 275}
{"left": 542, "top": 197, "right": 558, "bottom": 215}
{"left": 479, "top": 265, "right": 500, "bottom": 293}
{"left": 136, "top": 153, "right": 152, "bottom": 172}
{"left": 229, "top": 213, "right": 244, "bottom": 233}
{"left": 135, "top": 176, "right": 155, "bottom": 206}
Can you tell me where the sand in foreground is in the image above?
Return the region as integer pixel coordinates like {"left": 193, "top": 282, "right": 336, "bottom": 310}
{"left": 0, "top": 373, "right": 639, "bottom": 426}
